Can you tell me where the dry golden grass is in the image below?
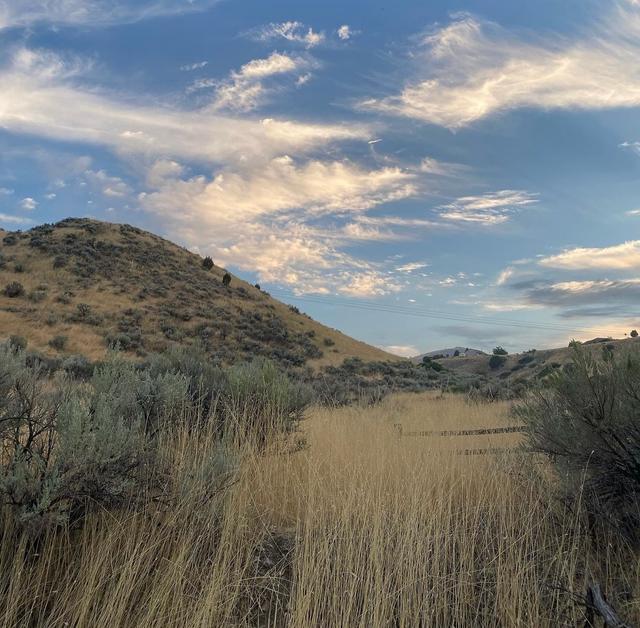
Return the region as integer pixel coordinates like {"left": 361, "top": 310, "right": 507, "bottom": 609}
{"left": 1, "top": 393, "right": 638, "bottom": 627}
{"left": 0, "top": 221, "right": 397, "bottom": 367}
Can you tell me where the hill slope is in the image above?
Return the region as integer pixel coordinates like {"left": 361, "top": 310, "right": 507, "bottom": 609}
{"left": 433, "top": 336, "right": 640, "bottom": 394}
{"left": 0, "top": 218, "right": 397, "bottom": 368}
{"left": 412, "top": 347, "right": 486, "bottom": 361}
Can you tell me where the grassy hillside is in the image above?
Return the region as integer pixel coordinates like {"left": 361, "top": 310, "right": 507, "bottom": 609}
{"left": 0, "top": 218, "right": 396, "bottom": 368}
{"left": 434, "top": 336, "right": 640, "bottom": 394}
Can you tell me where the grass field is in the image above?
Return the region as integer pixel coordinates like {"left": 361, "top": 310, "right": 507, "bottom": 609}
{"left": 1, "top": 393, "right": 638, "bottom": 627}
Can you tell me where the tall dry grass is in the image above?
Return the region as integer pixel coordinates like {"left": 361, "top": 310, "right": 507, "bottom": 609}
{"left": 1, "top": 392, "right": 638, "bottom": 626}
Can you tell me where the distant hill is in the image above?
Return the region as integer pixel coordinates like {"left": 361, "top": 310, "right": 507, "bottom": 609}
{"left": 0, "top": 218, "right": 398, "bottom": 368}
{"left": 434, "top": 336, "right": 640, "bottom": 395}
{"left": 412, "top": 347, "right": 486, "bottom": 362}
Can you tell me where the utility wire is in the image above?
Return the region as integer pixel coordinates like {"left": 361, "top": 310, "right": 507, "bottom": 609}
{"left": 267, "top": 288, "right": 624, "bottom": 337}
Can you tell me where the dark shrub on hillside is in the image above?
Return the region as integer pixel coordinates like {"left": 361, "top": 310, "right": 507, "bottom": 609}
{"left": 515, "top": 345, "right": 640, "bottom": 542}
{"left": 8, "top": 335, "right": 27, "bottom": 352}
{"left": 631, "top": 329, "right": 638, "bottom": 338}
{"left": 62, "top": 355, "right": 94, "bottom": 379}
{"left": 202, "top": 256, "right": 214, "bottom": 270}
{"left": 49, "top": 335, "right": 68, "bottom": 351}
{"left": 493, "top": 346, "right": 508, "bottom": 356}
{"left": 2, "top": 234, "right": 18, "bottom": 246}
{"left": 488, "top": 354, "right": 507, "bottom": 370}
{"left": 222, "top": 272, "right": 231, "bottom": 287}
{"left": 421, "top": 356, "right": 443, "bottom": 372}
{"left": 4, "top": 281, "right": 24, "bottom": 298}
{"left": 53, "top": 255, "right": 67, "bottom": 269}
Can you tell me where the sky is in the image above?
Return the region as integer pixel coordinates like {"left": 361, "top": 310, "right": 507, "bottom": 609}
{"left": 0, "top": 0, "right": 639, "bottom": 356}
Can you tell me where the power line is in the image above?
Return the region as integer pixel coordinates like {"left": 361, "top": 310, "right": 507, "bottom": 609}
{"left": 267, "top": 288, "right": 624, "bottom": 337}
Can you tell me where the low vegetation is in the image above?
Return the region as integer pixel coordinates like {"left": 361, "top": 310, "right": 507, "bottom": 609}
{"left": 516, "top": 344, "right": 640, "bottom": 542}
{"left": 0, "top": 344, "right": 638, "bottom": 626}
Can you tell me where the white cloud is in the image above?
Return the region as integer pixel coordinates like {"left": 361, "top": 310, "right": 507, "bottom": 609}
{"left": 0, "top": 213, "right": 35, "bottom": 226}
{"left": 539, "top": 241, "right": 640, "bottom": 270}
{"left": 201, "top": 52, "right": 315, "bottom": 112}
{"left": 627, "top": 209, "right": 640, "bottom": 216}
{"left": 139, "top": 156, "right": 417, "bottom": 295}
{"left": 362, "top": 3, "right": 640, "bottom": 128}
{"left": 142, "top": 156, "right": 416, "bottom": 219}
{"left": 83, "top": 169, "right": 132, "bottom": 198}
{"left": 253, "top": 21, "right": 325, "bottom": 48}
{"left": 0, "top": 48, "right": 367, "bottom": 166}
{"left": 337, "top": 25, "right": 353, "bottom": 40}
{"left": 438, "top": 190, "right": 538, "bottom": 224}
{"left": 379, "top": 344, "right": 419, "bottom": 357}
{"left": 180, "top": 61, "right": 208, "bottom": 72}
{"left": 0, "top": 0, "right": 220, "bottom": 30}
{"left": 396, "top": 262, "right": 429, "bottom": 273}
{"left": 19, "top": 197, "right": 37, "bottom": 210}
{"left": 0, "top": 187, "right": 13, "bottom": 196}
{"left": 496, "top": 267, "right": 515, "bottom": 285}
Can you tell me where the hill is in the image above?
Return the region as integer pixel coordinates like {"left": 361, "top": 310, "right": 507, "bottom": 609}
{"left": 0, "top": 218, "right": 397, "bottom": 368}
{"left": 433, "top": 336, "right": 640, "bottom": 395}
{"left": 412, "top": 346, "right": 486, "bottom": 361}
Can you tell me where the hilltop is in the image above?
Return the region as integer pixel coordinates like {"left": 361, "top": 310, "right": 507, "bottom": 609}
{"left": 431, "top": 335, "right": 640, "bottom": 395}
{"left": 0, "top": 218, "right": 397, "bottom": 368}
{"left": 412, "top": 346, "right": 486, "bottom": 361}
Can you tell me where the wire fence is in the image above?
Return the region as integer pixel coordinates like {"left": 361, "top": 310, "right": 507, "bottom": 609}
{"left": 393, "top": 423, "right": 529, "bottom": 455}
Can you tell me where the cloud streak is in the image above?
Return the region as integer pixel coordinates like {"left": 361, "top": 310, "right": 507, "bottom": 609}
{"left": 539, "top": 241, "right": 640, "bottom": 270}
{"left": 0, "top": 48, "right": 366, "bottom": 166}
{"left": 362, "top": 3, "right": 640, "bottom": 128}
{"left": 0, "top": 0, "right": 220, "bottom": 30}
{"left": 438, "top": 190, "right": 538, "bottom": 224}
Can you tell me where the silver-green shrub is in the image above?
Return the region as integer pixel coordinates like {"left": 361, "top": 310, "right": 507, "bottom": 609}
{"left": 0, "top": 347, "right": 148, "bottom": 534}
{"left": 515, "top": 345, "right": 640, "bottom": 541}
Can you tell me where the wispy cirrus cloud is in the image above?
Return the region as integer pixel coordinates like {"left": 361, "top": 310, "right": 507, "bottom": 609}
{"left": 361, "top": 2, "right": 640, "bottom": 128}
{"left": 516, "top": 278, "right": 640, "bottom": 311}
{"left": 438, "top": 190, "right": 538, "bottom": 224}
{"left": 0, "top": 213, "right": 35, "bottom": 226}
{"left": 251, "top": 21, "right": 325, "bottom": 48}
{"left": 539, "top": 241, "right": 640, "bottom": 270}
{"left": 0, "top": 48, "right": 366, "bottom": 166}
{"left": 190, "top": 52, "right": 317, "bottom": 112}
{"left": 0, "top": 0, "right": 220, "bottom": 30}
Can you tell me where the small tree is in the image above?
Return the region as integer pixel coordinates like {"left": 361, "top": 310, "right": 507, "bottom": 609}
{"left": 453, "top": 349, "right": 460, "bottom": 357}
{"left": 631, "top": 329, "right": 638, "bottom": 338}
{"left": 222, "top": 272, "right": 231, "bottom": 287}
{"left": 202, "top": 256, "right": 214, "bottom": 270}
{"left": 493, "top": 346, "right": 508, "bottom": 356}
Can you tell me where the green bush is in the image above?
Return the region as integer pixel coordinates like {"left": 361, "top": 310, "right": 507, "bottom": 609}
{"left": 631, "top": 330, "right": 638, "bottom": 338}
{"left": 222, "top": 359, "right": 311, "bottom": 448}
{"left": 493, "top": 346, "right": 508, "bottom": 356}
{"left": 515, "top": 345, "right": 640, "bottom": 541}
{"left": 202, "top": 256, "right": 214, "bottom": 270}
{"left": 488, "top": 354, "right": 507, "bottom": 370}
{"left": 222, "top": 272, "right": 231, "bottom": 287}
{"left": 0, "top": 347, "right": 149, "bottom": 535}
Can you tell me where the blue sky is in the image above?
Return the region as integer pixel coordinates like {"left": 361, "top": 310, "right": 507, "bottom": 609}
{"left": 0, "top": 0, "right": 639, "bottom": 356}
